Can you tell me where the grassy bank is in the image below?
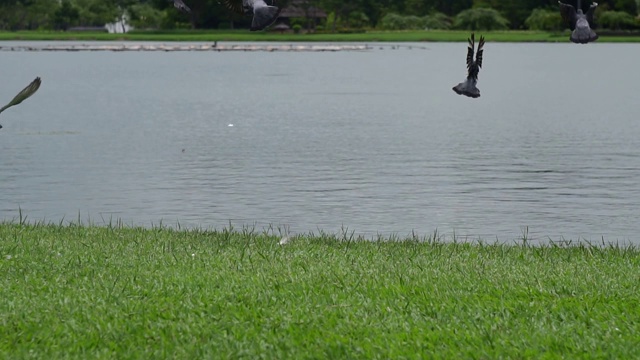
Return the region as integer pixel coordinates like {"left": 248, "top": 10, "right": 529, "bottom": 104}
{"left": 1, "top": 222, "right": 639, "bottom": 358}
{"left": 2, "top": 29, "right": 640, "bottom": 42}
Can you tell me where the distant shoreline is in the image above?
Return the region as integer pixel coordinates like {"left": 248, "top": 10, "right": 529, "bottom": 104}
{"left": 0, "top": 43, "right": 372, "bottom": 52}
{"left": 2, "top": 30, "right": 640, "bottom": 42}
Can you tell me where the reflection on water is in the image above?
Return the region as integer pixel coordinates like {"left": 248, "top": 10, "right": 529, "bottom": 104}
{"left": 1, "top": 42, "right": 639, "bottom": 243}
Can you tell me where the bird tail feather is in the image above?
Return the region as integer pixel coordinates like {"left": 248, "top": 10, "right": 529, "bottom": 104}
{"left": 570, "top": 27, "right": 598, "bottom": 43}
{"left": 452, "top": 78, "right": 480, "bottom": 98}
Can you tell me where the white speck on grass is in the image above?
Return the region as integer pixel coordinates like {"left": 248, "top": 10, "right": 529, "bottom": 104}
{"left": 279, "top": 236, "right": 290, "bottom": 245}
{"left": 5, "top": 255, "right": 12, "bottom": 260}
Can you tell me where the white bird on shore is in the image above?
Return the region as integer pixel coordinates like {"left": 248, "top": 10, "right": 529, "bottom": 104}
{"left": 0, "top": 77, "right": 42, "bottom": 129}
{"left": 278, "top": 227, "right": 296, "bottom": 245}
{"left": 278, "top": 236, "right": 291, "bottom": 245}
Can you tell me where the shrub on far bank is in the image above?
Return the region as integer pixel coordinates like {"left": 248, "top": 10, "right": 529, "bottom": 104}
{"left": 379, "top": 13, "right": 422, "bottom": 30}
{"left": 598, "top": 10, "right": 638, "bottom": 30}
{"left": 378, "top": 12, "right": 451, "bottom": 30}
{"left": 424, "top": 12, "right": 453, "bottom": 30}
{"left": 349, "top": 11, "right": 370, "bottom": 29}
{"left": 525, "top": 8, "right": 564, "bottom": 31}
{"left": 453, "top": 7, "right": 510, "bottom": 31}
{"left": 127, "top": 3, "right": 163, "bottom": 29}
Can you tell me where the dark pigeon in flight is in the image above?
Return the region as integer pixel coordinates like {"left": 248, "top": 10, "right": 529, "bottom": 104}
{"left": 220, "top": 0, "right": 281, "bottom": 31}
{"left": 172, "top": 0, "right": 191, "bottom": 13}
{"left": 452, "top": 33, "right": 485, "bottom": 99}
{"left": 0, "top": 77, "right": 42, "bottom": 129}
{"left": 559, "top": 1, "right": 599, "bottom": 44}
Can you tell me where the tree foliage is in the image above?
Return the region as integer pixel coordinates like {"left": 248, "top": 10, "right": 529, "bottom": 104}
{"left": 379, "top": 12, "right": 451, "bottom": 30}
{"left": 53, "top": 0, "right": 80, "bottom": 30}
{"left": 453, "top": 7, "right": 509, "bottom": 30}
{"left": 0, "top": 0, "right": 59, "bottom": 30}
{"left": 598, "top": 10, "right": 638, "bottom": 29}
{"left": 424, "top": 12, "right": 452, "bottom": 29}
{"left": 524, "top": 8, "right": 563, "bottom": 31}
{"left": 0, "top": 0, "right": 638, "bottom": 30}
{"left": 127, "top": 2, "right": 164, "bottom": 29}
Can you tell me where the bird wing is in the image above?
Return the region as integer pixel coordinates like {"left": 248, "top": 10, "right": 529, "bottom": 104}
{"left": 220, "top": 0, "right": 246, "bottom": 14}
{"left": 586, "top": 2, "right": 598, "bottom": 25}
{"left": 173, "top": 0, "right": 191, "bottom": 13}
{"left": 466, "top": 33, "right": 475, "bottom": 71}
{"left": 558, "top": 1, "right": 577, "bottom": 30}
{"left": 475, "top": 35, "right": 485, "bottom": 69}
{"left": 0, "top": 77, "right": 42, "bottom": 115}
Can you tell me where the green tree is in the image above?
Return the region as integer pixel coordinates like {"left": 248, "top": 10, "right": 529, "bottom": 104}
{"left": 424, "top": 12, "right": 452, "bottom": 29}
{"left": 20, "top": 0, "right": 58, "bottom": 29}
{"left": 349, "top": 11, "right": 370, "bottom": 28}
{"left": 378, "top": 11, "right": 451, "bottom": 29}
{"left": 0, "top": 0, "right": 31, "bottom": 30}
{"left": 127, "top": 2, "right": 163, "bottom": 29}
{"left": 525, "top": 8, "right": 563, "bottom": 30}
{"left": 598, "top": 10, "right": 638, "bottom": 29}
{"left": 358, "top": 0, "right": 400, "bottom": 28}
{"left": 610, "top": 0, "right": 637, "bottom": 14}
{"left": 453, "top": 7, "right": 509, "bottom": 30}
{"left": 4, "top": 0, "right": 638, "bottom": 31}
{"left": 53, "top": 0, "right": 79, "bottom": 30}
{"left": 378, "top": 13, "right": 423, "bottom": 29}
{"left": 475, "top": 0, "right": 558, "bottom": 29}
{"left": 72, "top": 0, "right": 116, "bottom": 26}
{"left": 567, "top": 0, "right": 637, "bottom": 15}
{"left": 320, "top": 0, "right": 363, "bottom": 30}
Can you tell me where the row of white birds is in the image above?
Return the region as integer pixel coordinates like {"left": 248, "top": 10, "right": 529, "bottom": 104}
{"left": 0, "top": 1, "right": 598, "bottom": 128}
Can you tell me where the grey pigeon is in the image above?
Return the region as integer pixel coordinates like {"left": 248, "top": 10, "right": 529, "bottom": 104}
{"left": 559, "top": 1, "right": 598, "bottom": 44}
{"left": 172, "top": 0, "right": 191, "bottom": 13}
{"left": 220, "top": 0, "right": 281, "bottom": 31}
{"left": 0, "top": 77, "right": 41, "bottom": 129}
{"left": 452, "top": 33, "right": 485, "bottom": 99}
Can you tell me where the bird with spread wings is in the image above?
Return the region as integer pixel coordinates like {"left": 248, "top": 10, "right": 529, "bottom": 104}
{"left": 452, "top": 33, "right": 485, "bottom": 99}
{"left": 559, "top": 1, "right": 599, "bottom": 44}
{"left": 0, "top": 77, "right": 41, "bottom": 130}
{"left": 172, "top": 0, "right": 191, "bottom": 13}
{"left": 174, "top": 0, "right": 280, "bottom": 31}
{"left": 219, "top": 0, "right": 280, "bottom": 31}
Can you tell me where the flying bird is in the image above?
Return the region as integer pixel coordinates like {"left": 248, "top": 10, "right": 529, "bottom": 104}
{"left": 220, "top": 0, "right": 281, "bottom": 31}
{"left": 452, "top": 33, "right": 485, "bottom": 99}
{"left": 559, "top": 1, "right": 599, "bottom": 44}
{"left": 172, "top": 0, "right": 191, "bottom": 13}
{"left": 0, "top": 77, "right": 42, "bottom": 129}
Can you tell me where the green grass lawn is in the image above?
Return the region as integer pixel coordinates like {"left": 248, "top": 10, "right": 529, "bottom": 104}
{"left": 1, "top": 29, "right": 640, "bottom": 42}
{"left": 1, "top": 222, "right": 639, "bottom": 358}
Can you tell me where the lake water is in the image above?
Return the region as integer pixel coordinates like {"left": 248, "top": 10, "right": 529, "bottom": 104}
{"left": 1, "top": 41, "right": 639, "bottom": 243}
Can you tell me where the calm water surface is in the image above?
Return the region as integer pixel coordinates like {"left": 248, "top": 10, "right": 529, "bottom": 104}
{"left": 1, "top": 41, "right": 639, "bottom": 243}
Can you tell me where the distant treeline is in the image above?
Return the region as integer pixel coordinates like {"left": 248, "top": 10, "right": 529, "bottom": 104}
{"left": 0, "top": 0, "right": 638, "bottom": 31}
